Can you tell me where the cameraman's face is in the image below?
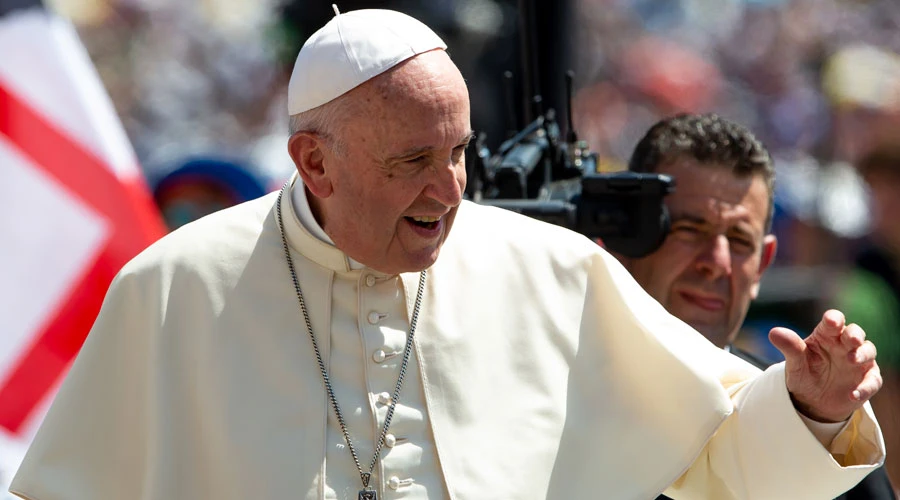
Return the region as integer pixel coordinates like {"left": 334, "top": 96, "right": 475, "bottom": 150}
{"left": 623, "top": 160, "right": 776, "bottom": 348}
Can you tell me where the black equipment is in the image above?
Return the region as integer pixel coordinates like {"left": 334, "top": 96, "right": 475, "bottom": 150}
{"left": 468, "top": 0, "right": 674, "bottom": 258}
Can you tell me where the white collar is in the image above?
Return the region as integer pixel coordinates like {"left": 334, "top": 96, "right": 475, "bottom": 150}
{"left": 289, "top": 176, "right": 365, "bottom": 270}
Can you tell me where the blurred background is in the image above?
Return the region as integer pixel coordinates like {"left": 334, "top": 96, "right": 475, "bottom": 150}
{"left": 2, "top": 0, "right": 900, "bottom": 495}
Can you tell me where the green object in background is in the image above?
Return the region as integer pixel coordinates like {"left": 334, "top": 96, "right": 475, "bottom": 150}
{"left": 839, "top": 269, "right": 900, "bottom": 370}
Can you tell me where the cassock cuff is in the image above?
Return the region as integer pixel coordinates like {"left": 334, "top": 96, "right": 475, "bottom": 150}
{"left": 762, "top": 362, "right": 886, "bottom": 468}
{"left": 798, "top": 412, "right": 850, "bottom": 449}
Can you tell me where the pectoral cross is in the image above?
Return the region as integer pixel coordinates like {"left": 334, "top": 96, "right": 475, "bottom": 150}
{"left": 359, "top": 472, "right": 377, "bottom": 500}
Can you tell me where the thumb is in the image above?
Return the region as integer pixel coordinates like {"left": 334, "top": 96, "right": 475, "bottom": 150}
{"left": 769, "top": 327, "right": 807, "bottom": 363}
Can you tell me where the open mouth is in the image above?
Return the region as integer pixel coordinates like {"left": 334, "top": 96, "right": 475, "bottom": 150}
{"left": 405, "top": 215, "right": 441, "bottom": 230}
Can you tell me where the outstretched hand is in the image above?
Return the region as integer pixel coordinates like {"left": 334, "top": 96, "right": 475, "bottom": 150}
{"left": 769, "top": 309, "right": 882, "bottom": 423}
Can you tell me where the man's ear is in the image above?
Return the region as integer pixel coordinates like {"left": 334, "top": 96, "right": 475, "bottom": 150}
{"left": 750, "top": 234, "right": 778, "bottom": 299}
{"left": 288, "top": 132, "right": 333, "bottom": 198}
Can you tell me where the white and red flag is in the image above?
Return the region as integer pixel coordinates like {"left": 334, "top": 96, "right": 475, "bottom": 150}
{"left": 0, "top": 0, "right": 166, "bottom": 484}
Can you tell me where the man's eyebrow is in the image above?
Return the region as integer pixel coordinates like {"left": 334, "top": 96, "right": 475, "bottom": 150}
{"left": 672, "top": 211, "right": 761, "bottom": 239}
{"left": 727, "top": 223, "right": 759, "bottom": 240}
{"left": 388, "top": 131, "right": 476, "bottom": 161}
{"left": 454, "top": 130, "right": 477, "bottom": 146}
{"left": 389, "top": 145, "right": 431, "bottom": 162}
{"left": 670, "top": 212, "right": 709, "bottom": 225}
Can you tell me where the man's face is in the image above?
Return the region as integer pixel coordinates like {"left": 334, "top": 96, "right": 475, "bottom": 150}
{"left": 299, "top": 50, "right": 472, "bottom": 275}
{"left": 623, "top": 159, "right": 777, "bottom": 347}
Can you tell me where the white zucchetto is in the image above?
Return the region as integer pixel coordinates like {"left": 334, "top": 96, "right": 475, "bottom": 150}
{"left": 288, "top": 6, "right": 447, "bottom": 115}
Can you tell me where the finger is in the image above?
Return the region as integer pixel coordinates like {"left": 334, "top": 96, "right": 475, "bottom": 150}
{"left": 841, "top": 323, "right": 866, "bottom": 350}
{"left": 848, "top": 340, "right": 877, "bottom": 365}
{"left": 823, "top": 309, "right": 846, "bottom": 329}
{"left": 851, "top": 363, "right": 883, "bottom": 402}
{"left": 812, "top": 309, "right": 846, "bottom": 341}
{"left": 769, "top": 327, "right": 807, "bottom": 363}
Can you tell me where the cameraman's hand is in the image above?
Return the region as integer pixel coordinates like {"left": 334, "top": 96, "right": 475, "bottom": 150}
{"left": 769, "top": 309, "right": 882, "bottom": 423}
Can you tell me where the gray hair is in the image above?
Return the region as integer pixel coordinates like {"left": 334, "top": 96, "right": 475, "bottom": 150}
{"left": 288, "top": 96, "right": 352, "bottom": 156}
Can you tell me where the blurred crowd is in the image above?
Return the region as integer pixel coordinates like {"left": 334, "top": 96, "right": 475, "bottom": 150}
{"left": 571, "top": 0, "right": 900, "bottom": 348}
{"left": 32, "top": 0, "right": 900, "bottom": 491}
{"left": 574, "top": 0, "right": 900, "bottom": 489}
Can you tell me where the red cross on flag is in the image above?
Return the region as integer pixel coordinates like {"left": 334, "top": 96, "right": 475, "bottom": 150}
{"left": 0, "top": 0, "right": 167, "bottom": 472}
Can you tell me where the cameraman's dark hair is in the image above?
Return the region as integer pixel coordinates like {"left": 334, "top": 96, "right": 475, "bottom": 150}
{"left": 628, "top": 113, "right": 775, "bottom": 232}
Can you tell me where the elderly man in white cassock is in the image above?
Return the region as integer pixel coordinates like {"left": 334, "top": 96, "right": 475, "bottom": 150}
{"left": 9, "top": 7, "right": 887, "bottom": 500}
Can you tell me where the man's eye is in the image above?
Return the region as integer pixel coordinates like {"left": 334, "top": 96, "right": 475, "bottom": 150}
{"left": 671, "top": 225, "right": 706, "bottom": 243}
{"left": 452, "top": 146, "right": 467, "bottom": 161}
{"left": 406, "top": 155, "right": 428, "bottom": 164}
{"left": 729, "top": 237, "right": 755, "bottom": 250}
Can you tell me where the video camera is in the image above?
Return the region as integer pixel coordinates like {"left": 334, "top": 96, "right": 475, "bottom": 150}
{"left": 466, "top": 0, "right": 674, "bottom": 258}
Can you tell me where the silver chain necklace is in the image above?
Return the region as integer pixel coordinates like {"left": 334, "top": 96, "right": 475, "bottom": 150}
{"left": 275, "top": 185, "right": 427, "bottom": 500}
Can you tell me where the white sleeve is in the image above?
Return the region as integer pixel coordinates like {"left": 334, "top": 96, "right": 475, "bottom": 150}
{"left": 664, "top": 362, "right": 885, "bottom": 500}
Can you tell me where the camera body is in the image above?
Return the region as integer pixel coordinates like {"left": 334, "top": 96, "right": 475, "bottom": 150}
{"left": 469, "top": 108, "right": 674, "bottom": 258}
{"left": 465, "top": 0, "right": 675, "bottom": 258}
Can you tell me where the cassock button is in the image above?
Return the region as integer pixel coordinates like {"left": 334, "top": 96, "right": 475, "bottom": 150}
{"left": 384, "top": 433, "right": 397, "bottom": 448}
{"left": 367, "top": 311, "right": 381, "bottom": 324}
{"left": 365, "top": 275, "right": 377, "bottom": 287}
{"left": 377, "top": 392, "right": 392, "bottom": 405}
{"left": 373, "top": 349, "right": 387, "bottom": 363}
{"left": 388, "top": 476, "right": 401, "bottom": 490}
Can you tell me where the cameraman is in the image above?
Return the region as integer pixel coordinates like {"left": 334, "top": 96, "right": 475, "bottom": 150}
{"left": 615, "top": 113, "right": 896, "bottom": 500}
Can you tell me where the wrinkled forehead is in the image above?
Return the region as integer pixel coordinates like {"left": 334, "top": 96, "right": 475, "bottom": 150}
{"left": 345, "top": 52, "right": 470, "bottom": 131}
{"left": 367, "top": 50, "right": 468, "bottom": 106}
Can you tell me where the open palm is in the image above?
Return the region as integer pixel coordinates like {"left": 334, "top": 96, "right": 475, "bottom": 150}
{"left": 769, "top": 310, "right": 882, "bottom": 423}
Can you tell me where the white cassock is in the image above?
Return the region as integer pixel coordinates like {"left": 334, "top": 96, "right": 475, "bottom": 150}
{"left": 10, "top": 174, "right": 885, "bottom": 500}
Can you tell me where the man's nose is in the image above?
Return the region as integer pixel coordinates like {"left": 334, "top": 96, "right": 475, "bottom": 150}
{"left": 425, "top": 160, "right": 464, "bottom": 207}
{"left": 695, "top": 234, "right": 732, "bottom": 279}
